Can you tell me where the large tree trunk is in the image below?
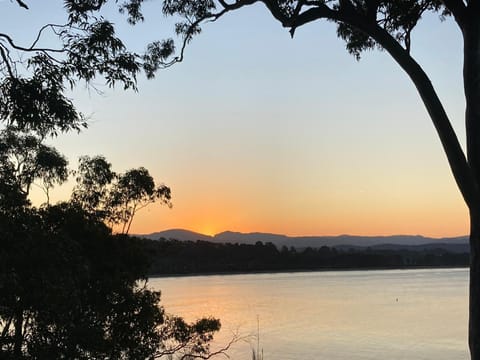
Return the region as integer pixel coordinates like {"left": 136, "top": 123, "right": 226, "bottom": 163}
{"left": 367, "top": 17, "right": 480, "bottom": 359}
{"left": 369, "top": 19, "right": 480, "bottom": 360}
{"left": 470, "top": 211, "right": 480, "bottom": 360}
{"left": 464, "top": 9, "right": 480, "bottom": 360}
{"left": 289, "top": 7, "right": 480, "bottom": 358}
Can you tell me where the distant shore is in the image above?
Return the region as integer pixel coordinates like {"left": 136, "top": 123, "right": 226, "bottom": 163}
{"left": 149, "top": 264, "right": 468, "bottom": 279}
{"left": 144, "top": 237, "right": 469, "bottom": 278}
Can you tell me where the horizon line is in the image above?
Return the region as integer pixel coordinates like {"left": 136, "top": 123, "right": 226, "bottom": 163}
{"left": 137, "top": 228, "right": 469, "bottom": 240}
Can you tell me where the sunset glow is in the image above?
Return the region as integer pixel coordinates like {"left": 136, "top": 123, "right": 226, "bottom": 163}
{"left": 11, "top": 1, "right": 469, "bottom": 239}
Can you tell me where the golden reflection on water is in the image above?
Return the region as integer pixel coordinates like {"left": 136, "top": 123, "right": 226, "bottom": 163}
{"left": 149, "top": 269, "right": 468, "bottom": 360}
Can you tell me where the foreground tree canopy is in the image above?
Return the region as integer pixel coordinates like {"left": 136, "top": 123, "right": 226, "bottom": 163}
{"left": 0, "top": 2, "right": 224, "bottom": 358}
{"left": 0, "top": 125, "right": 230, "bottom": 358}
{"left": 1, "top": 0, "right": 480, "bottom": 359}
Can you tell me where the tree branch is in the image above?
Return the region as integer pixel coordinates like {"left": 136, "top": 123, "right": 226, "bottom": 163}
{"left": 0, "top": 45, "right": 15, "bottom": 77}
{"left": 442, "top": 0, "right": 468, "bottom": 28}
{"left": 158, "top": 0, "right": 257, "bottom": 69}
{"left": 1, "top": 315, "right": 13, "bottom": 340}
{"left": 154, "top": 332, "right": 239, "bottom": 359}
{"left": 261, "top": 0, "right": 290, "bottom": 26}
{"left": 265, "top": 2, "right": 477, "bottom": 207}
{"left": 280, "top": 4, "right": 341, "bottom": 36}
{"left": 363, "top": 20, "right": 478, "bottom": 208}
{"left": 181, "top": 333, "right": 239, "bottom": 359}
{"left": 29, "top": 23, "right": 69, "bottom": 50}
{"left": 15, "top": 0, "right": 29, "bottom": 9}
{"left": 217, "top": 0, "right": 256, "bottom": 11}
{"left": 0, "top": 32, "right": 65, "bottom": 53}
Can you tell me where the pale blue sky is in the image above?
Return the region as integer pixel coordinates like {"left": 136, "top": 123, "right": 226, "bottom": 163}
{"left": 1, "top": 1, "right": 468, "bottom": 236}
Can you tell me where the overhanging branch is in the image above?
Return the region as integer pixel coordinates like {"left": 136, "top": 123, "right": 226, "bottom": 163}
{"left": 279, "top": 4, "right": 341, "bottom": 36}
{"left": 364, "top": 21, "right": 478, "bottom": 208}
{"left": 0, "top": 33, "right": 65, "bottom": 54}
{"left": 260, "top": 1, "right": 477, "bottom": 207}
{"left": 156, "top": 0, "right": 258, "bottom": 69}
{"left": 442, "top": 0, "right": 468, "bottom": 28}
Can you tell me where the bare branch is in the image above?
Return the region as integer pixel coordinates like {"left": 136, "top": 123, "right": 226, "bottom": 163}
{"left": 180, "top": 333, "right": 240, "bottom": 360}
{"left": 29, "top": 23, "right": 69, "bottom": 50}
{"left": 154, "top": 332, "right": 241, "bottom": 360}
{"left": 15, "top": 0, "right": 29, "bottom": 9}
{"left": 0, "top": 45, "right": 15, "bottom": 77}
{"left": 0, "top": 32, "right": 65, "bottom": 53}
{"left": 156, "top": 0, "right": 257, "bottom": 69}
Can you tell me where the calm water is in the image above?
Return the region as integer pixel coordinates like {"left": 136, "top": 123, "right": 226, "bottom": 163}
{"left": 149, "top": 268, "right": 469, "bottom": 360}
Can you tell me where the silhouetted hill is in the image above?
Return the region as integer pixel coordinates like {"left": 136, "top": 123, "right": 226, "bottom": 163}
{"left": 141, "top": 229, "right": 213, "bottom": 242}
{"left": 138, "top": 229, "right": 468, "bottom": 252}
{"left": 215, "top": 231, "right": 288, "bottom": 244}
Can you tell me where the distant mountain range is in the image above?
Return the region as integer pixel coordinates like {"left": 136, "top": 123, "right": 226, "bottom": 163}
{"left": 137, "top": 229, "right": 469, "bottom": 253}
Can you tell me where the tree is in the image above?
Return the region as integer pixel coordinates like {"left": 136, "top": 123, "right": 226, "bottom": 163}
{"left": 0, "top": 126, "right": 225, "bottom": 358}
{"left": 0, "top": 127, "right": 69, "bottom": 204}
{"left": 0, "top": 201, "right": 227, "bottom": 359}
{"left": 72, "top": 157, "right": 172, "bottom": 234}
{"left": 71, "top": 155, "right": 116, "bottom": 217}
{"left": 109, "top": 168, "right": 172, "bottom": 235}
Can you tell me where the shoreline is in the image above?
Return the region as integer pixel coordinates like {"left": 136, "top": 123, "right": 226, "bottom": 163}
{"left": 148, "top": 264, "right": 468, "bottom": 279}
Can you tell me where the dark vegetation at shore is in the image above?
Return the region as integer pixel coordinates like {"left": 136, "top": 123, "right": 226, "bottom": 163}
{"left": 140, "top": 238, "right": 469, "bottom": 276}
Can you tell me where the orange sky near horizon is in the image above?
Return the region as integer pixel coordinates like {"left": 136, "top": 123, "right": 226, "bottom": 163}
{"left": 131, "top": 201, "right": 469, "bottom": 238}
{"left": 127, "top": 165, "right": 469, "bottom": 238}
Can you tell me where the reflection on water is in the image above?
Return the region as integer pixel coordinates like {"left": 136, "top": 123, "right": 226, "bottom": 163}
{"left": 149, "top": 268, "right": 469, "bottom": 360}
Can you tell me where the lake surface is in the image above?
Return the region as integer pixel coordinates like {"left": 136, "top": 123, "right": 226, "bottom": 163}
{"left": 149, "top": 268, "right": 469, "bottom": 359}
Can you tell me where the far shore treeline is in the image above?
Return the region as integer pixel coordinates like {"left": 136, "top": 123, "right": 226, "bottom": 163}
{"left": 135, "top": 237, "right": 469, "bottom": 276}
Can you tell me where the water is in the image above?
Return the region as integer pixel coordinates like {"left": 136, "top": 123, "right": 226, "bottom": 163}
{"left": 149, "top": 268, "right": 469, "bottom": 359}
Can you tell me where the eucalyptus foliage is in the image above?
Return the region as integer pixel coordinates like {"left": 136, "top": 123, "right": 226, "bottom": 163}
{"left": 0, "top": 2, "right": 226, "bottom": 357}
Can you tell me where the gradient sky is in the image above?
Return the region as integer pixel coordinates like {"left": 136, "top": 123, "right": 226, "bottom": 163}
{"left": 2, "top": 1, "right": 469, "bottom": 237}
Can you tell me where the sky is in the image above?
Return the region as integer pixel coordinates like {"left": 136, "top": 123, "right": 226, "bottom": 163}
{"left": 1, "top": 1, "right": 469, "bottom": 237}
